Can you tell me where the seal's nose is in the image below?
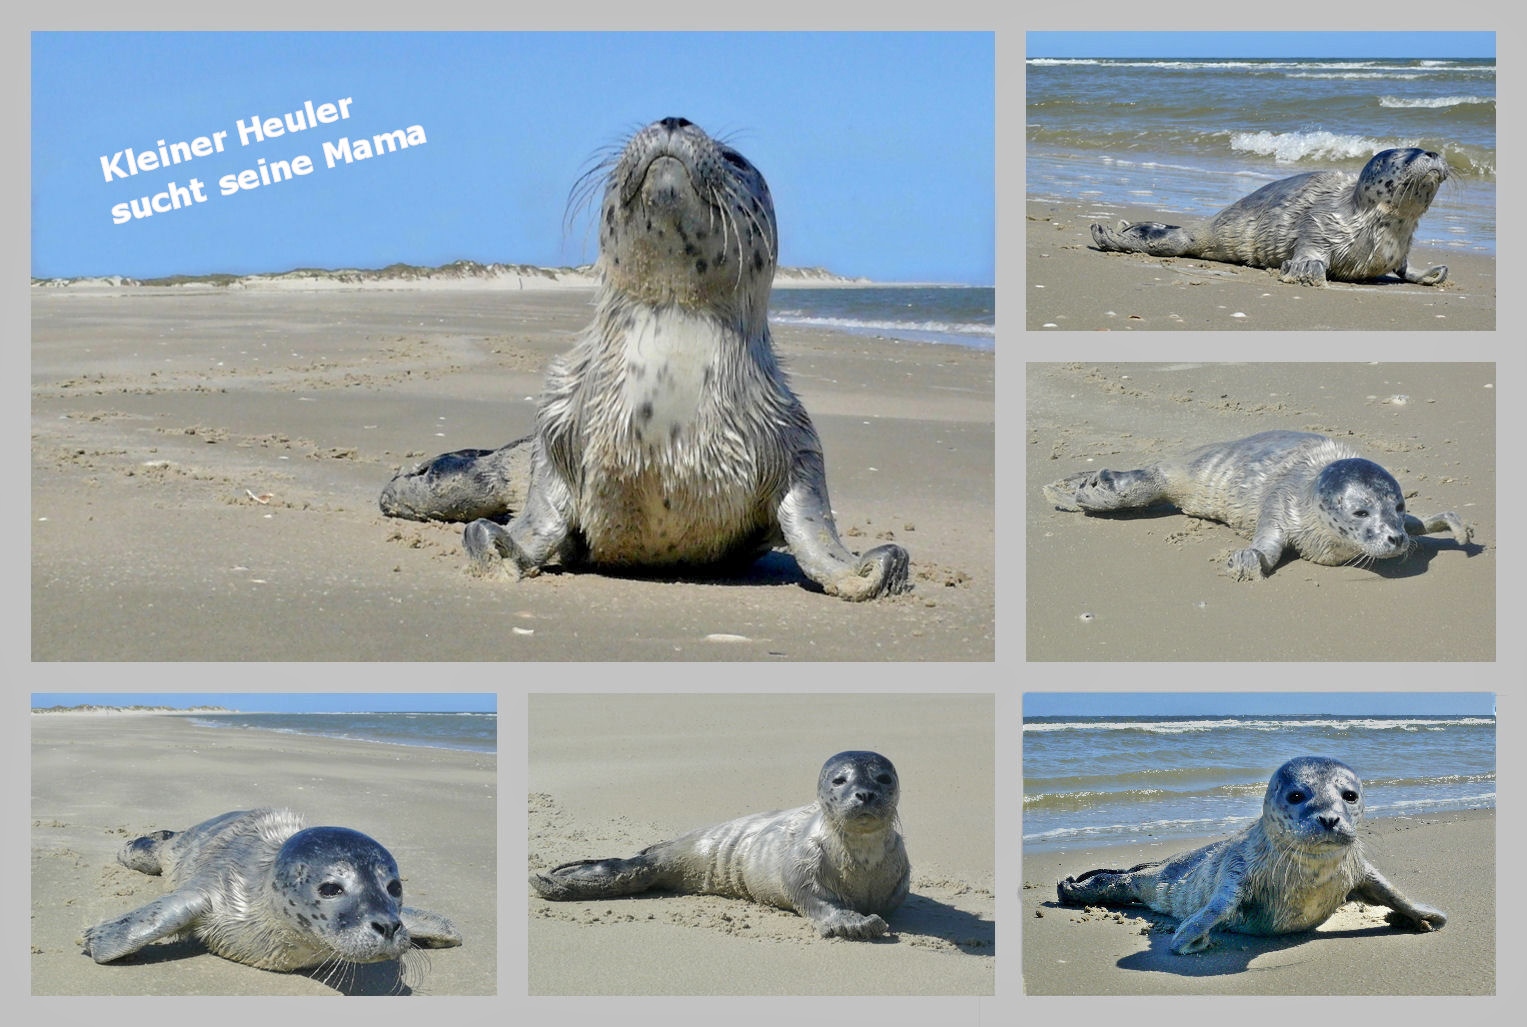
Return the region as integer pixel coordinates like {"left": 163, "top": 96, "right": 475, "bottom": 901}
{"left": 659, "top": 117, "right": 693, "bottom": 132}
{"left": 370, "top": 918, "right": 403, "bottom": 940}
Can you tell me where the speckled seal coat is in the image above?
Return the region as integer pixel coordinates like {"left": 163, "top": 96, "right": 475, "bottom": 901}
{"left": 1090, "top": 148, "right": 1450, "bottom": 286}
{"left": 83, "top": 808, "right": 461, "bottom": 970}
{"left": 1042, "top": 429, "right": 1471, "bottom": 580}
{"left": 381, "top": 117, "right": 910, "bottom": 600}
{"left": 530, "top": 750, "right": 910, "bottom": 940}
{"left": 1057, "top": 757, "right": 1447, "bottom": 954}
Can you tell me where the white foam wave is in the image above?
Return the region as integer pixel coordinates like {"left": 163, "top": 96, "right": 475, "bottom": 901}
{"left": 1229, "top": 130, "right": 1416, "bottom": 163}
{"left": 1378, "top": 95, "right": 1495, "bottom": 108}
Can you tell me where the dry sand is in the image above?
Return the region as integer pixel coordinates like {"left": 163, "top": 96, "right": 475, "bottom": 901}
{"left": 1027, "top": 362, "right": 1495, "bottom": 661}
{"left": 30, "top": 713, "right": 496, "bottom": 996}
{"left": 30, "top": 285, "right": 994, "bottom": 661}
{"left": 1026, "top": 198, "right": 1496, "bottom": 331}
{"left": 527, "top": 693, "right": 995, "bottom": 995}
{"left": 1022, "top": 808, "right": 1495, "bottom": 995}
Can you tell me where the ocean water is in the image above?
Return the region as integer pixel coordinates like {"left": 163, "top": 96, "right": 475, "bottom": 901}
{"left": 771, "top": 286, "right": 995, "bottom": 350}
{"left": 183, "top": 711, "right": 497, "bottom": 754}
{"left": 1026, "top": 57, "right": 1496, "bottom": 255}
{"left": 1023, "top": 713, "right": 1495, "bottom": 852}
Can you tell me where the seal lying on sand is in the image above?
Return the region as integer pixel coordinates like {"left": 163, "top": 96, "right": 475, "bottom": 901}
{"left": 1057, "top": 757, "right": 1447, "bottom": 954}
{"left": 381, "top": 117, "right": 910, "bottom": 600}
{"left": 1042, "top": 430, "right": 1471, "bottom": 580}
{"left": 83, "top": 809, "right": 461, "bottom": 970}
{"left": 1090, "top": 148, "right": 1450, "bottom": 286}
{"left": 530, "top": 750, "right": 910, "bottom": 939}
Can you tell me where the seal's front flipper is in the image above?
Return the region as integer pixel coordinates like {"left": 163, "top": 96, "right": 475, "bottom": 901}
{"left": 1405, "top": 511, "right": 1472, "bottom": 546}
{"left": 1350, "top": 868, "right": 1447, "bottom": 932}
{"left": 1401, "top": 262, "right": 1448, "bottom": 286}
{"left": 1278, "top": 256, "right": 1330, "bottom": 286}
{"left": 400, "top": 907, "right": 463, "bottom": 949}
{"left": 83, "top": 891, "right": 211, "bottom": 963}
{"left": 777, "top": 449, "right": 911, "bottom": 601}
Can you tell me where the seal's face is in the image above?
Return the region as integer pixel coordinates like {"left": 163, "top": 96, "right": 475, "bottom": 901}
{"left": 817, "top": 750, "right": 900, "bottom": 832}
{"left": 272, "top": 826, "right": 412, "bottom": 964}
{"left": 1355, "top": 147, "right": 1449, "bottom": 215}
{"left": 1313, "top": 457, "right": 1411, "bottom": 560}
{"left": 598, "top": 117, "right": 778, "bottom": 315}
{"left": 1263, "top": 756, "right": 1363, "bottom": 848}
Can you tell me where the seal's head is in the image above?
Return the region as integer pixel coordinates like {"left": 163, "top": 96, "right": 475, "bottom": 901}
{"left": 1263, "top": 756, "right": 1363, "bottom": 849}
{"left": 1309, "top": 457, "right": 1412, "bottom": 562}
{"left": 268, "top": 826, "right": 412, "bottom": 964}
{"left": 1355, "top": 147, "right": 1449, "bottom": 217}
{"left": 595, "top": 117, "right": 778, "bottom": 324}
{"left": 817, "top": 750, "right": 900, "bottom": 831}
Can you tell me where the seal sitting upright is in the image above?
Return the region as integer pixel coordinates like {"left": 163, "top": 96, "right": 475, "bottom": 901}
{"left": 1042, "top": 429, "right": 1471, "bottom": 580}
{"left": 531, "top": 750, "right": 910, "bottom": 940}
{"left": 83, "top": 809, "right": 462, "bottom": 971}
{"left": 1090, "top": 148, "right": 1450, "bottom": 286}
{"left": 1057, "top": 757, "right": 1447, "bottom": 954}
{"left": 380, "top": 117, "right": 910, "bottom": 601}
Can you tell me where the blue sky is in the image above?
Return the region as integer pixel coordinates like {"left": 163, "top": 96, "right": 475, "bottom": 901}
{"left": 1024, "top": 693, "right": 1495, "bottom": 718}
{"left": 32, "top": 32, "right": 993, "bottom": 284}
{"left": 31, "top": 693, "right": 496, "bottom": 713}
{"left": 1027, "top": 31, "right": 1495, "bottom": 59}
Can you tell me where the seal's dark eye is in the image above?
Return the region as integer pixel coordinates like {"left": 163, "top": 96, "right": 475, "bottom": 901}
{"left": 832, "top": 776, "right": 847, "bottom": 786}
{"left": 1353, "top": 509, "right": 1369, "bottom": 518}
{"left": 1342, "top": 790, "right": 1359, "bottom": 803}
{"left": 1286, "top": 791, "right": 1306, "bottom": 804}
{"left": 318, "top": 882, "right": 344, "bottom": 898}
{"left": 388, "top": 880, "right": 402, "bottom": 898}
{"left": 875, "top": 774, "right": 894, "bottom": 785}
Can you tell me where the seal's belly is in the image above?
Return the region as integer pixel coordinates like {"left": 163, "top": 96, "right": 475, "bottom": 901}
{"left": 575, "top": 307, "right": 775, "bottom": 565}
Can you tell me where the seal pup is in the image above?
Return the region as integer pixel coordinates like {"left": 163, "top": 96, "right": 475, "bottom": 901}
{"left": 83, "top": 809, "right": 462, "bottom": 971}
{"left": 1042, "top": 429, "right": 1471, "bottom": 580}
{"left": 380, "top": 117, "right": 910, "bottom": 601}
{"left": 1057, "top": 757, "right": 1447, "bottom": 954}
{"left": 1090, "top": 148, "right": 1450, "bottom": 286}
{"left": 530, "top": 750, "right": 910, "bottom": 939}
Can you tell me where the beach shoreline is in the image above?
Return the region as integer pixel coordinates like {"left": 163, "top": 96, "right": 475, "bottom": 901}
{"left": 1026, "top": 197, "right": 1497, "bottom": 330}
{"left": 29, "top": 713, "right": 497, "bottom": 996}
{"left": 1022, "top": 807, "right": 1495, "bottom": 995}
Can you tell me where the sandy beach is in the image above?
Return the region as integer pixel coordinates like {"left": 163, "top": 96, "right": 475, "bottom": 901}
{"left": 1027, "top": 361, "right": 1495, "bottom": 661}
{"left": 30, "top": 285, "right": 994, "bottom": 661}
{"left": 1026, "top": 198, "right": 1497, "bottom": 331}
{"left": 527, "top": 693, "right": 995, "bottom": 995}
{"left": 29, "top": 712, "right": 496, "bottom": 996}
{"left": 1022, "top": 807, "right": 1494, "bottom": 995}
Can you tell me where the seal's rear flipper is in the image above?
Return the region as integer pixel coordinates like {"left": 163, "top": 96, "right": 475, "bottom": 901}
{"left": 379, "top": 437, "right": 534, "bottom": 523}
{"left": 529, "top": 855, "right": 668, "bottom": 900}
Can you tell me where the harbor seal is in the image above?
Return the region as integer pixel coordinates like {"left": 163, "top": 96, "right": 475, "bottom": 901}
{"left": 380, "top": 116, "right": 910, "bottom": 601}
{"left": 530, "top": 750, "right": 910, "bottom": 939}
{"left": 1057, "top": 757, "right": 1447, "bottom": 954}
{"left": 1090, "top": 148, "right": 1450, "bottom": 286}
{"left": 82, "top": 809, "right": 462, "bottom": 970}
{"left": 1042, "top": 429, "right": 1471, "bottom": 580}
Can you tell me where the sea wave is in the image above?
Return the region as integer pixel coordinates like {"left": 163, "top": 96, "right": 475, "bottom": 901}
{"left": 1379, "top": 95, "right": 1495, "bottom": 108}
{"left": 1229, "top": 130, "right": 1418, "bottom": 163}
{"left": 1023, "top": 717, "right": 1495, "bottom": 734}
